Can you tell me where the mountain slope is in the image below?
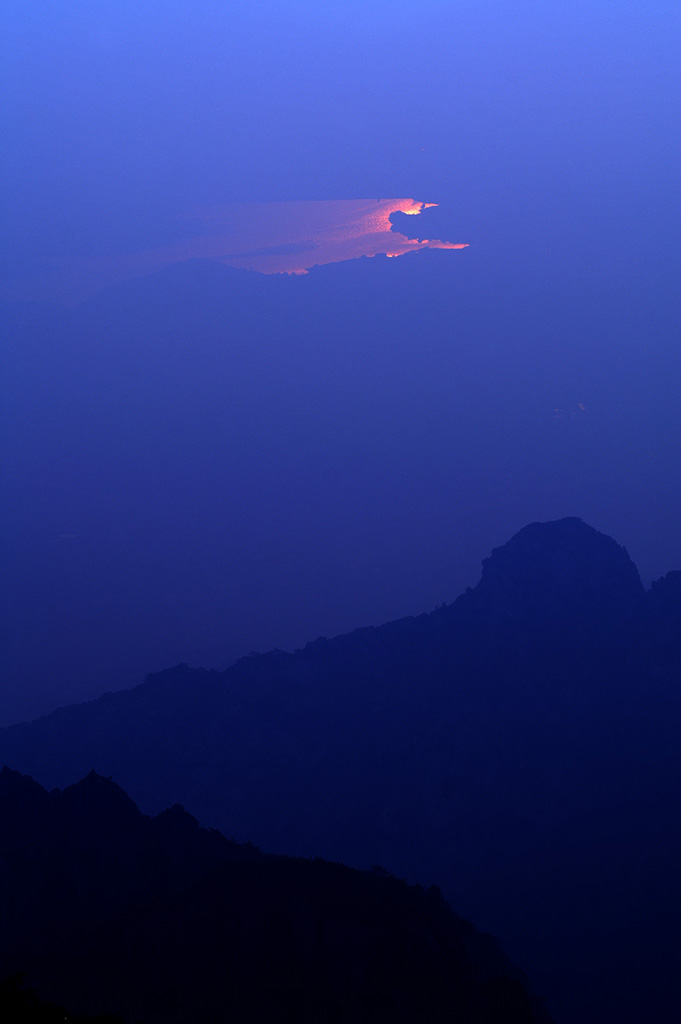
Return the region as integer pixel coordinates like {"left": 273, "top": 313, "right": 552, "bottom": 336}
{"left": 0, "top": 768, "right": 550, "bottom": 1024}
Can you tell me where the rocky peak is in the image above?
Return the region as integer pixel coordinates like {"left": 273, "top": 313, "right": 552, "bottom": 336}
{"left": 60, "top": 769, "right": 142, "bottom": 831}
{"left": 0, "top": 765, "right": 54, "bottom": 841}
{"left": 469, "top": 518, "right": 644, "bottom": 635}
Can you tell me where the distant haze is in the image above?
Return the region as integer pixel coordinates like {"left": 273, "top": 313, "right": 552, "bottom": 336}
{"left": 1, "top": 1, "right": 679, "bottom": 724}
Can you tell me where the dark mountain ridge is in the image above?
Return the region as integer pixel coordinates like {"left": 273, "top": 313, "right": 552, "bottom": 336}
{"left": 0, "top": 767, "right": 550, "bottom": 1023}
{"left": 2, "top": 518, "right": 680, "bottom": 1022}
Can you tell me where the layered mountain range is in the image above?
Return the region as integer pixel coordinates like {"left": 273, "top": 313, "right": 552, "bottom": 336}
{"left": 2, "top": 518, "right": 680, "bottom": 1021}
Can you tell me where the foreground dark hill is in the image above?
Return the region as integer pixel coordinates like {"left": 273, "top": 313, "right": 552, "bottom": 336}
{"left": 2, "top": 518, "right": 681, "bottom": 1022}
{"left": 0, "top": 975, "right": 122, "bottom": 1024}
{"left": 0, "top": 767, "right": 550, "bottom": 1024}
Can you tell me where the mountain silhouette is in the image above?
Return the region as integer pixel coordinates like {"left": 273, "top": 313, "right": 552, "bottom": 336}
{"left": 1, "top": 518, "right": 680, "bottom": 1022}
{"left": 0, "top": 973, "right": 123, "bottom": 1024}
{"left": 0, "top": 768, "right": 550, "bottom": 1023}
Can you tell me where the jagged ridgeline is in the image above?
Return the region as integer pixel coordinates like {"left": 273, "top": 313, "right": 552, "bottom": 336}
{"left": 2, "top": 518, "right": 681, "bottom": 1023}
{"left": 0, "top": 768, "right": 550, "bottom": 1023}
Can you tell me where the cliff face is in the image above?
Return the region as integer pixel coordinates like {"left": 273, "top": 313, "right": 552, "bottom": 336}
{"left": 0, "top": 519, "right": 679, "bottom": 1023}
{"left": 0, "top": 768, "right": 551, "bottom": 1024}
